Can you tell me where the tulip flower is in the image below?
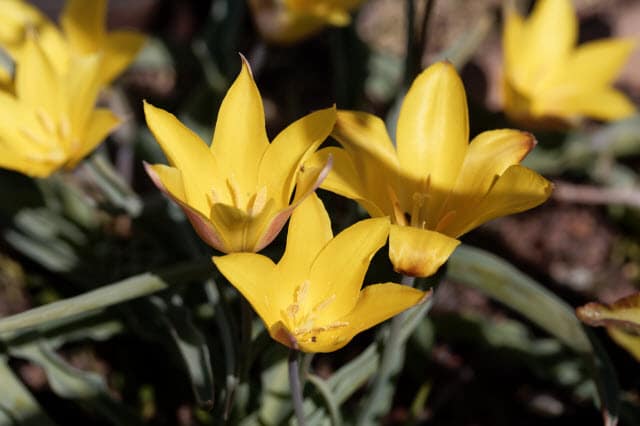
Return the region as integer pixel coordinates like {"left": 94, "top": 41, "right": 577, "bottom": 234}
{"left": 249, "top": 0, "right": 364, "bottom": 44}
{"left": 502, "top": 0, "right": 636, "bottom": 127}
{"left": 305, "top": 62, "right": 552, "bottom": 277}
{"left": 0, "top": 36, "right": 119, "bottom": 177}
{"left": 214, "top": 193, "right": 429, "bottom": 353}
{"left": 0, "top": 0, "right": 146, "bottom": 84}
{"left": 144, "top": 57, "right": 336, "bottom": 253}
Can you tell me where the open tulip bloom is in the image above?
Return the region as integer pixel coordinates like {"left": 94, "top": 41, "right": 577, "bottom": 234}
{"left": 214, "top": 193, "right": 429, "bottom": 353}
{"left": 306, "top": 61, "right": 552, "bottom": 277}
{"left": 144, "top": 57, "right": 336, "bottom": 253}
{"left": 249, "top": 0, "right": 364, "bottom": 44}
{"left": 502, "top": 0, "right": 636, "bottom": 127}
{"left": 0, "top": 36, "right": 119, "bottom": 177}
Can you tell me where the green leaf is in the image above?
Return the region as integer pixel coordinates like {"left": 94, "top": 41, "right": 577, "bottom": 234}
{"left": 447, "top": 244, "right": 620, "bottom": 425}
{"left": 150, "top": 297, "right": 215, "bottom": 408}
{"left": 10, "top": 341, "right": 144, "bottom": 426}
{"left": 0, "top": 355, "right": 57, "bottom": 426}
{"left": 0, "top": 273, "right": 167, "bottom": 339}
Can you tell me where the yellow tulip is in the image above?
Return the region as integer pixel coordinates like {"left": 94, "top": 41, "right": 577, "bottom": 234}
{"left": 306, "top": 62, "right": 552, "bottom": 277}
{"left": 0, "top": 0, "right": 146, "bottom": 84}
{"left": 214, "top": 193, "right": 429, "bottom": 353}
{"left": 144, "top": 57, "right": 336, "bottom": 253}
{"left": 502, "top": 0, "right": 636, "bottom": 127}
{"left": 0, "top": 35, "right": 119, "bottom": 177}
{"left": 249, "top": 0, "right": 364, "bottom": 44}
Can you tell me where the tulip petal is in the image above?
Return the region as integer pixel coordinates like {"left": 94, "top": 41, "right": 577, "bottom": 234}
{"left": 143, "top": 101, "right": 222, "bottom": 212}
{"left": 258, "top": 106, "right": 335, "bottom": 207}
{"left": 519, "top": 0, "right": 576, "bottom": 93}
{"left": 210, "top": 56, "right": 269, "bottom": 193}
{"left": 540, "top": 39, "right": 635, "bottom": 93}
{"left": 305, "top": 147, "right": 386, "bottom": 217}
{"left": 388, "top": 225, "right": 460, "bottom": 277}
{"left": 502, "top": 7, "right": 526, "bottom": 88}
{"left": 277, "top": 193, "right": 332, "bottom": 284}
{"left": 608, "top": 327, "right": 640, "bottom": 362}
{"left": 66, "top": 54, "right": 104, "bottom": 144}
{"left": 15, "top": 36, "right": 59, "bottom": 113}
{"left": 459, "top": 165, "right": 552, "bottom": 235}
{"left": 209, "top": 199, "right": 277, "bottom": 253}
{"left": 294, "top": 284, "right": 430, "bottom": 353}
{"left": 440, "top": 130, "right": 536, "bottom": 237}
{"left": 396, "top": 62, "right": 468, "bottom": 193}
{"left": 251, "top": 155, "right": 332, "bottom": 252}
{"left": 332, "top": 110, "right": 400, "bottom": 213}
{"left": 340, "top": 284, "right": 429, "bottom": 340}
{"left": 60, "top": 0, "right": 106, "bottom": 53}
{"left": 66, "top": 108, "right": 120, "bottom": 168}
{"left": 535, "top": 87, "right": 636, "bottom": 122}
{"left": 144, "top": 163, "right": 228, "bottom": 252}
{"left": 102, "top": 31, "right": 147, "bottom": 83}
{"left": 309, "top": 217, "right": 389, "bottom": 321}
{"left": 213, "top": 253, "right": 279, "bottom": 327}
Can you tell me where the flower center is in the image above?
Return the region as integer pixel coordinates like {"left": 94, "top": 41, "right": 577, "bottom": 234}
{"left": 20, "top": 109, "right": 72, "bottom": 165}
{"left": 281, "top": 279, "right": 349, "bottom": 345}
{"left": 208, "top": 174, "right": 269, "bottom": 217}
{"left": 387, "top": 176, "right": 457, "bottom": 233}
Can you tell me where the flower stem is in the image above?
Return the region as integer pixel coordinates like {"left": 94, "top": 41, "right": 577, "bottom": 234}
{"left": 357, "top": 274, "right": 416, "bottom": 425}
{"left": 288, "top": 349, "right": 307, "bottom": 426}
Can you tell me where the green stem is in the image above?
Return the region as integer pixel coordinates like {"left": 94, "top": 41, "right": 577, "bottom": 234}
{"left": 357, "top": 275, "right": 415, "bottom": 425}
{"left": 288, "top": 349, "right": 307, "bottom": 426}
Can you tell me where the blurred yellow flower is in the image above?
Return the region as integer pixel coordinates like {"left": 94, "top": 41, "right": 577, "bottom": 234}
{"left": 502, "top": 0, "right": 636, "bottom": 127}
{"left": 578, "top": 293, "right": 640, "bottom": 362}
{"left": 249, "top": 0, "right": 364, "bottom": 44}
{"left": 144, "top": 57, "right": 336, "bottom": 253}
{"left": 214, "top": 193, "right": 429, "bottom": 353}
{"left": 0, "top": 0, "right": 146, "bottom": 84}
{"left": 306, "top": 62, "right": 552, "bottom": 277}
{"left": 0, "top": 36, "right": 119, "bottom": 177}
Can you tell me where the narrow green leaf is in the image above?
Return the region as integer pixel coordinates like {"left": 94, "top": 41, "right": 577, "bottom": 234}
{"left": 0, "top": 355, "right": 57, "bottom": 426}
{"left": 10, "top": 341, "right": 144, "bottom": 426}
{"left": 448, "top": 244, "right": 620, "bottom": 424}
{"left": 0, "top": 273, "right": 167, "bottom": 338}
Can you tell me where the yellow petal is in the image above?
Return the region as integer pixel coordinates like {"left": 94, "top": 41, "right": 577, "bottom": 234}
{"left": 540, "top": 39, "right": 635, "bottom": 94}
{"left": 459, "top": 165, "right": 552, "bottom": 235}
{"left": 66, "top": 108, "right": 120, "bottom": 168}
{"left": 208, "top": 200, "right": 277, "bottom": 253}
{"left": 210, "top": 56, "right": 269, "bottom": 193}
{"left": 577, "top": 293, "right": 640, "bottom": 331}
{"left": 250, "top": 155, "right": 333, "bottom": 252}
{"left": 518, "top": 0, "right": 576, "bottom": 93}
{"left": 388, "top": 224, "right": 460, "bottom": 278}
{"left": 440, "top": 130, "right": 536, "bottom": 237}
{"left": 305, "top": 147, "right": 385, "bottom": 217}
{"left": 277, "top": 193, "right": 332, "bottom": 282}
{"left": 145, "top": 163, "right": 228, "bottom": 252}
{"left": 213, "top": 253, "right": 279, "bottom": 327}
{"left": 396, "top": 62, "right": 468, "bottom": 191}
{"left": 534, "top": 87, "right": 636, "bottom": 122}
{"left": 60, "top": 0, "right": 106, "bottom": 53}
{"left": 332, "top": 110, "right": 399, "bottom": 214}
{"left": 143, "top": 101, "right": 220, "bottom": 213}
{"left": 102, "top": 31, "right": 147, "bottom": 83}
{"left": 502, "top": 6, "right": 526, "bottom": 88}
{"left": 308, "top": 217, "right": 389, "bottom": 321}
{"left": 15, "top": 36, "right": 59, "bottom": 113}
{"left": 607, "top": 327, "right": 640, "bottom": 362}
{"left": 258, "top": 106, "right": 335, "bottom": 207}
{"left": 295, "top": 284, "right": 430, "bottom": 353}
{"left": 65, "top": 54, "right": 104, "bottom": 146}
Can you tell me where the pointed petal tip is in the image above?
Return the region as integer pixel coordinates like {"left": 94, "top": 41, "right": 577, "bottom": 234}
{"left": 238, "top": 52, "right": 254, "bottom": 78}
